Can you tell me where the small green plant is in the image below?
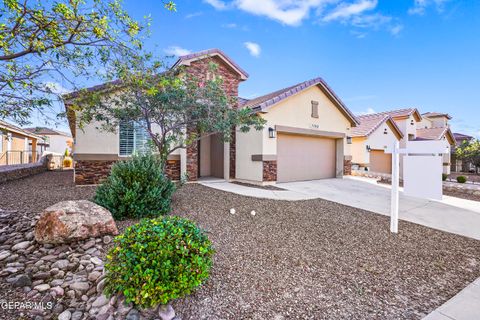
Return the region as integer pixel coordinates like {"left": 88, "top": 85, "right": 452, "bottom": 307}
{"left": 104, "top": 217, "right": 215, "bottom": 308}
{"left": 94, "top": 154, "right": 175, "bottom": 220}
{"left": 457, "top": 176, "right": 467, "bottom": 183}
{"left": 442, "top": 173, "right": 448, "bottom": 181}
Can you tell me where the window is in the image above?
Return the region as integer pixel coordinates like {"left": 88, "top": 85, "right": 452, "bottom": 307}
{"left": 119, "top": 121, "right": 150, "bottom": 156}
{"left": 311, "top": 101, "right": 319, "bottom": 118}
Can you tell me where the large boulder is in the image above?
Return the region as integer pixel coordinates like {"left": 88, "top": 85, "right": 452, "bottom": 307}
{"left": 35, "top": 200, "right": 118, "bottom": 244}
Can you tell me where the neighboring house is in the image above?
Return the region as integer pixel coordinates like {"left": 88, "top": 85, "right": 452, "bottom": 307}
{"left": 63, "top": 49, "right": 360, "bottom": 185}
{"left": 350, "top": 114, "right": 404, "bottom": 174}
{"left": 0, "top": 120, "right": 41, "bottom": 166}
{"left": 416, "top": 112, "right": 456, "bottom": 174}
{"left": 451, "top": 132, "right": 475, "bottom": 172}
{"left": 24, "top": 127, "right": 73, "bottom": 155}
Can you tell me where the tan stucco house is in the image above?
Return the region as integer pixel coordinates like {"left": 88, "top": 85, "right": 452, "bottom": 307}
{"left": 350, "top": 113, "right": 403, "bottom": 174}
{"left": 63, "top": 49, "right": 359, "bottom": 185}
{"left": 24, "top": 127, "right": 73, "bottom": 155}
{"left": 0, "top": 120, "right": 41, "bottom": 166}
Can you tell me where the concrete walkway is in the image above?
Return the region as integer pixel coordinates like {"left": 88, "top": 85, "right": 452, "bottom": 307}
{"left": 423, "top": 277, "right": 480, "bottom": 320}
{"left": 200, "top": 177, "right": 480, "bottom": 240}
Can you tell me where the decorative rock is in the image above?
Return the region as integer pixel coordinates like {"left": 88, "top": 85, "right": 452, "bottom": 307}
{"left": 34, "top": 200, "right": 118, "bottom": 244}
{"left": 102, "top": 236, "right": 112, "bottom": 244}
{"left": 96, "top": 278, "right": 106, "bottom": 293}
{"left": 34, "top": 284, "right": 51, "bottom": 292}
{"left": 126, "top": 309, "right": 140, "bottom": 320}
{"left": 71, "top": 311, "right": 83, "bottom": 320}
{"left": 13, "top": 274, "right": 32, "bottom": 287}
{"left": 88, "top": 271, "right": 102, "bottom": 282}
{"left": 70, "top": 282, "right": 90, "bottom": 293}
{"left": 58, "top": 310, "right": 72, "bottom": 320}
{"left": 52, "top": 259, "right": 70, "bottom": 270}
{"left": 0, "top": 250, "right": 11, "bottom": 261}
{"left": 92, "top": 294, "right": 109, "bottom": 308}
{"left": 230, "top": 208, "right": 236, "bottom": 214}
{"left": 82, "top": 240, "right": 96, "bottom": 250}
{"left": 51, "top": 286, "right": 64, "bottom": 296}
{"left": 90, "top": 257, "right": 103, "bottom": 266}
{"left": 12, "top": 241, "right": 31, "bottom": 251}
{"left": 250, "top": 210, "right": 256, "bottom": 216}
{"left": 158, "top": 304, "right": 176, "bottom": 320}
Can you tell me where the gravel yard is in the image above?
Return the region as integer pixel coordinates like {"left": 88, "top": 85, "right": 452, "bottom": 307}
{"left": 1, "top": 171, "right": 480, "bottom": 319}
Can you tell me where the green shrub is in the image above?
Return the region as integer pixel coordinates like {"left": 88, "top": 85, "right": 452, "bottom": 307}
{"left": 442, "top": 173, "right": 448, "bottom": 181}
{"left": 457, "top": 176, "right": 467, "bottom": 183}
{"left": 94, "top": 154, "right": 175, "bottom": 220}
{"left": 104, "top": 217, "right": 215, "bottom": 308}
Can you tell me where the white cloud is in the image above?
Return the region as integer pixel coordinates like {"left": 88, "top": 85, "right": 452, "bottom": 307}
{"left": 185, "top": 12, "right": 203, "bottom": 19}
{"left": 164, "top": 46, "right": 192, "bottom": 57}
{"left": 204, "top": 0, "right": 228, "bottom": 10}
{"left": 223, "top": 23, "right": 238, "bottom": 28}
{"left": 358, "top": 107, "right": 377, "bottom": 115}
{"left": 390, "top": 24, "right": 404, "bottom": 36}
{"left": 244, "top": 42, "right": 261, "bottom": 57}
{"left": 323, "top": 0, "right": 377, "bottom": 22}
{"left": 43, "top": 82, "right": 70, "bottom": 95}
{"left": 408, "top": 0, "right": 450, "bottom": 15}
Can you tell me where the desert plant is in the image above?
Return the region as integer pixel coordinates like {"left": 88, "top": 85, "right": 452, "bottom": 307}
{"left": 456, "top": 176, "right": 467, "bottom": 183}
{"left": 442, "top": 173, "right": 448, "bottom": 181}
{"left": 104, "top": 216, "right": 214, "bottom": 308}
{"left": 94, "top": 154, "right": 175, "bottom": 220}
{"left": 62, "top": 157, "right": 72, "bottom": 168}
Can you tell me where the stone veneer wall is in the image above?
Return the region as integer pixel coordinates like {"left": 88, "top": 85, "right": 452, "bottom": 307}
{"left": 184, "top": 56, "right": 241, "bottom": 181}
{"left": 344, "top": 158, "right": 352, "bottom": 176}
{"left": 0, "top": 157, "right": 48, "bottom": 184}
{"left": 75, "top": 159, "right": 181, "bottom": 185}
{"left": 262, "top": 161, "right": 277, "bottom": 182}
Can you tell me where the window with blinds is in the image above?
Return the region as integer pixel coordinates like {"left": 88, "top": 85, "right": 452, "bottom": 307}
{"left": 119, "top": 120, "right": 150, "bottom": 156}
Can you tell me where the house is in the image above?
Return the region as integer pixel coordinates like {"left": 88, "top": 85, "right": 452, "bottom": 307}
{"left": 416, "top": 112, "right": 456, "bottom": 174}
{"left": 0, "top": 120, "right": 42, "bottom": 166}
{"left": 63, "top": 49, "right": 360, "bottom": 185}
{"left": 451, "top": 132, "right": 474, "bottom": 172}
{"left": 350, "top": 113, "right": 404, "bottom": 174}
{"left": 24, "top": 127, "right": 73, "bottom": 155}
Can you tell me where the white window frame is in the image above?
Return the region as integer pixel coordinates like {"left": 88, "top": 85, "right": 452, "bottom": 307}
{"left": 118, "top": 120, "right": 150, "bottom": 157}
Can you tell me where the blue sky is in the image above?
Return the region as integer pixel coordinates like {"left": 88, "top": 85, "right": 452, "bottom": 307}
{"left": 46, "top": 0, "right": 480, "bottom": 138}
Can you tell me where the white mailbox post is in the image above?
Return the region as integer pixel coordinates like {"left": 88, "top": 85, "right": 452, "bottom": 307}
{"left": 385, "top": 140, "right": 449, "bottom": 233}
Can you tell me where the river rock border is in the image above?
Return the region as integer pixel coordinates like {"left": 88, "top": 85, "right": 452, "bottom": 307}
{"left": 0, "top": 209, "right": 179, "bottom": 320}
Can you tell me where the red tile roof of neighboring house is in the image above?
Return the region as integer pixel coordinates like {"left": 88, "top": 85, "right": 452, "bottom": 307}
{"left": 422, "top": 112, "right": 452, "bottom": 120}
{"left": 453, "top": 132, "right": 473, "bottom": 141}
{"left": 363, "top": 108, "right": 422, "bottom": 121}
{"left": 0, "top": 120, "right": 43, "bottom": 140}
{"left": 24, "top": 127, "right": 71, "bottom": 137}
{"left": 416, "top": 127, "right": 456, "bottom": 145}
{"left": 350, "top": 113, "right": 403, "bottom": 140}
{"left": 173, "top": 48, "right": 249, "bottom": 80}
{"left": 241, "top": 78, "right": 360, "bottom": 126}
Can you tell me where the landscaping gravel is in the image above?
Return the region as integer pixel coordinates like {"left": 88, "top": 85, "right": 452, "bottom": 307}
{"left": 1, "top": 171, "right": 480, "bottom": 320}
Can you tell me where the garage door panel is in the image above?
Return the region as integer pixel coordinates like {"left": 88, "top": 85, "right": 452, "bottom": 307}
{"left": 370, "top": 150, "right": 392, "bottom": 174}
{"left": 277, "top": 133, "right": 336, "bottom": 182}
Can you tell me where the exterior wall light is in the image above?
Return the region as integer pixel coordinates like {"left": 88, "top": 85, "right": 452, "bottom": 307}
{"left": 384, "top": 128, "right": 388, "bottom": 134}
{"left": 366, "top": 145, "right": 371, "bottom": 152}
{"left": 268, "top": 127, "right": 276, "bottom": 139}
{"left": 346, "top": 136, "right": 352, "bottom": 144}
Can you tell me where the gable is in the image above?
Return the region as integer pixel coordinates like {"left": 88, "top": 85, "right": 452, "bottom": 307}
{"left": 261, "top": 86, "right": 352, "bottom": 133}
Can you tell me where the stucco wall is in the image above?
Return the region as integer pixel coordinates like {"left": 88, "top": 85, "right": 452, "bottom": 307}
{"left": 47, "top": 135, "right": 73, "bottom": 154}
{"left": 351, "top": 122, "right": 399, "bottom": 166}
{"left": 235, "top": 128, "right": 263, "bottom": 181}
{"left": 261, "top": 86, "right": 352, "bottom": 156}
{"left": 351, "top": 137, "right": 367, "bottom": 165}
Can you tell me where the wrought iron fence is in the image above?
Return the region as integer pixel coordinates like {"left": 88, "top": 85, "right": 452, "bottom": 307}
{"left": 0, "top": 151, "right": 41, "bottom": 166}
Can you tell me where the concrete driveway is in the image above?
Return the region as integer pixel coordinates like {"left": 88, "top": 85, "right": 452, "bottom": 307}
{"left": 200, "top": 177, "right": 480, "bottom": 240}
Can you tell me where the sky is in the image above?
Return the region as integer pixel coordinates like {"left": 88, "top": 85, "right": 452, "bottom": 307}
{"left": 39, "top": 0, "right": 480, "bottom": 138}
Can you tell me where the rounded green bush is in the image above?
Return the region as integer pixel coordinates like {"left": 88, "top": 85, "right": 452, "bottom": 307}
{"left": 104, "top": 216, "right": 214, "bottom": 308}
{"left": 94, "top": 154, "right": 175, "bottom": 220}
{"left": 442, "top": 173, "right": 448, "bottom": 181}
{"left": 457, "top": 176, "right": 467, "bottom": 183}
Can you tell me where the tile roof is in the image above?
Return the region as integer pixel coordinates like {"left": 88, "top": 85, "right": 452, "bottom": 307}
{"left": 24, "top": 127, "right": 71, "bottom": 137}
{"left": 422, "top": 112, "right": 452, "bottom": 120}
{"left": 365, "top": 108, "right": 420, "bottom": 119}
{"left": 173, "top": 48, "right": 249, "bottom": 79}
{"left": 241, "top": 78, "right": 360, "bottom": 126}
{"left": 0, "top": 120, "right": 42, "bottom": 139}
{"left": 453, "top": 132, "right": 473, "bottom": 141}
{"left": 416, "top": 127, "right": 456, "bottom": 145}
{"left": 350, "top": 113, "right": 403, "bottom": 138}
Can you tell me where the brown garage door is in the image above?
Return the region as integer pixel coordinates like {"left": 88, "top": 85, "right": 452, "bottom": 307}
{"left": 277, "top": 133, "right": 336, "bottom": 182}
{"left": 370, "top": 150, "right": 392, "bottom": 174}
